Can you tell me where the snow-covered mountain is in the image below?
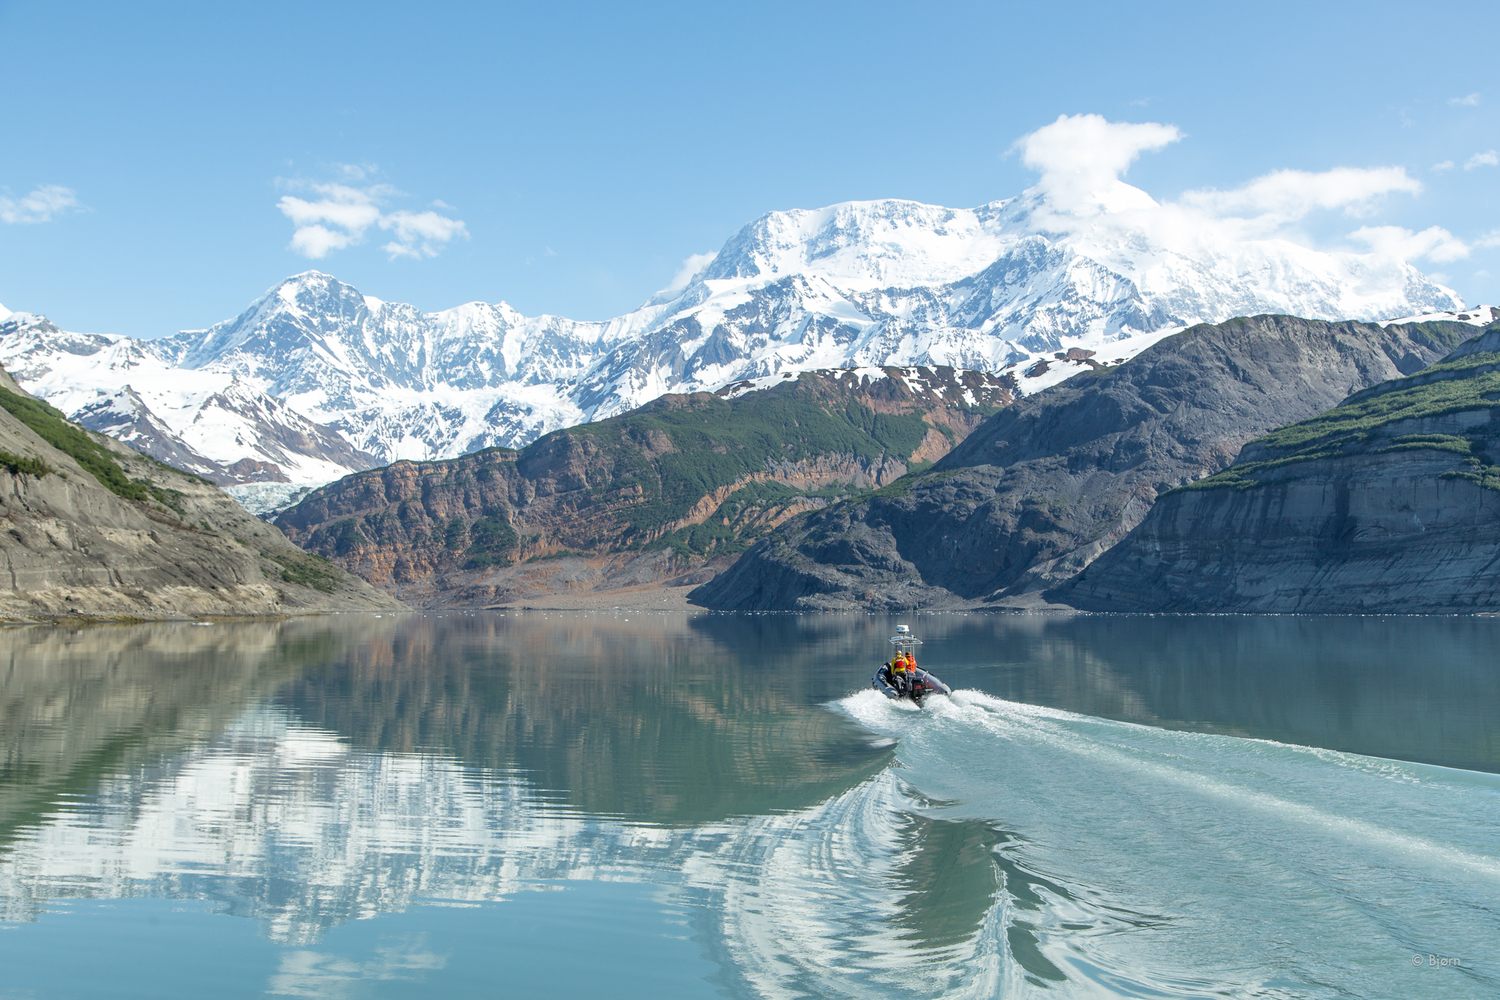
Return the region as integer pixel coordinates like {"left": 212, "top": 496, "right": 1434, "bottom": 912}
{"left": 0, "top": 312, "right": 375, "bottom": 488}
{"left": 0, "top": 190, "right": 1465, "bottom": 498}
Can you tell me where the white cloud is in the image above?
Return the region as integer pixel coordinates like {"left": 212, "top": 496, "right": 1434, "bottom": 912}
{"left": 378, "top": 210, "right": 470, "bottom": 259}
{"left": 1432, "top": 160, "right": 1456, "bottom": 172}
{"left": 278, "top": 186, "right": 383, "bottom": 233}
{"left": 289, "top": 224, "right": 361, "bottom": 259}
{"left": 1013, "top": 115, "right": 1420, "bottom": 236}
{"left": 1464, "top": 150, "right": 1499, "bottom": 170}
{"left": 1475, "top": 230, "right": 1500, "bottom": 249}
{"left": 1180, "top": 167, "right": 1421, "bottom": 224}
{"left": 276, "top": 169, "right": 467, "bottom": 260}
{"left": 1007, "top": 114, "right": 1469, "bottom": 277}
{"left": 1015, "top": 114, "right": 1181, "bottom": 218}
{"left": 1349, "top": 225, "right": 1470, "bottom": 264}
{"left": 1449, "top": 92, "right": 1481, "bottom": 107}
{"left": 334, "top": 162, "right": 377, "bottom": 182}
{"left": 660, "top": 251, "right": 717, "bottom": 295}
{"left": 0, "top": 184, "right": 82, "bottom": 224}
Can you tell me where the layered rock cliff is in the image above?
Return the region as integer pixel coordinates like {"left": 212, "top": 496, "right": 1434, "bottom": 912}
{"left": 275, "top": 367, "right": 1013, "bottom": 605}
{"left": 1053, "top": 322, "right": 1500, "bottom": 612}
{"left": 692, "top": 316, "right": 1479, "bottom": 610}
{"left": 0, "top": 374, "right": 399, "bottom": 621}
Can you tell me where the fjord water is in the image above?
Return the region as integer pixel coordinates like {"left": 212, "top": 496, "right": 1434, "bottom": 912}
{"left": 1, "top": 614, "right": 1496, "bottom": 998}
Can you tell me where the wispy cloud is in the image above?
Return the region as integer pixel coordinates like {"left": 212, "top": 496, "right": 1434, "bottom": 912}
{"left": 1349, "top": 225, "right": 1469, "bottom": 264}
{"left": 379, "top": 210, "right": 470, "bottom": 259}
{"left": 0, "top": 184, "right": 82, "bottom": 224}
{"left": 276, "top": 167, "right": 468, "bottom": 260}
{"left": 1180, "top": 166, "right": 1420, "bottom": 224}
{"left": 1464, "top": 150, "right": 1499, "bottom": 171}
{"left": 1016, "top": 115, "right": 1420, "bottom": 230}
{"left": 1432, "top": 160, "right": 1456, "bottom": 172}
{"left": 1449, "top": 92, "right": 1481, "bottom": 107}
{"left": 1476, "top": 230, "right": 1500, "bottom": 250}
{"left": 1009, "top": 114, "right": 1471, "bottom": 272}
{"left": 660, "top": 251, "right": 717, "bottom": 295}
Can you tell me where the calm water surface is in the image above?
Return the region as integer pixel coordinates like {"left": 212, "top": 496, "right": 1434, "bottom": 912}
{"left": 1, "top": 612, "right": 1497, "bottom": 998}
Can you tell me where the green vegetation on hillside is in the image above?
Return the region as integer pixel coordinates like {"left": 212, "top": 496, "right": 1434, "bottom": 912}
{"left": 0, "top": 386, "right": 183, "bottom": 508}
{"left": 654, "top": 480, "right": 860, "bottom": 557}
{"left": 0, "top": 449, "right": 51, "bottom": 478}
{"left": 463, "top": 512, "right": 519, "bottom": 568}
{"left": 572, "top": 392, "right": 929, "bottom": 539}
{"left": 1187, "top": 348, "right": 1500, "bottom": 493}
{"left": 265, "top": 549, "right": 344, "bottom": 593}
{"left": 278, "top": 374, "right": 1000, "bottom": 582}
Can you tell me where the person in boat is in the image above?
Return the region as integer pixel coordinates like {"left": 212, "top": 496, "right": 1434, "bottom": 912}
{"left": 903, "top": 650, "right": 925, "bottom": 696}
{"left": 888, "top": 652, "right": 911, "bottom": 693}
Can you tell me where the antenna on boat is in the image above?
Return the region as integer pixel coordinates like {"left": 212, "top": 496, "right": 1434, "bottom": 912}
{"left": 889, "top": 623, "right": 923, "bottom": 651}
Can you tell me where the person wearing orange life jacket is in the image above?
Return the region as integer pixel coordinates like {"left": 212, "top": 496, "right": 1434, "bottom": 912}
{"left": 902, "top": 650, "right": 922, "bottom": 694}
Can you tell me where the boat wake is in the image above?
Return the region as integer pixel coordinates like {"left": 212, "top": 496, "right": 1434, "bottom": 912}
{"left": 5, "top": 684, "right": 1497, "bottom": 997}
{"left": 686, "top": 689, "right": 1500, "bottom": 998}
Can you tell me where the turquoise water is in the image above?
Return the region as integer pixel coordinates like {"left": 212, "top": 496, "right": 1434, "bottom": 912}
{"left": 1, "top": 612, "right": 1497, "bottom": 997}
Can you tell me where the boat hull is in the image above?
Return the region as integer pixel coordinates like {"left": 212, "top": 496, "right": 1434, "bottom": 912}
{"left": 872, "top": 666, "right": 952, "bottom": 704}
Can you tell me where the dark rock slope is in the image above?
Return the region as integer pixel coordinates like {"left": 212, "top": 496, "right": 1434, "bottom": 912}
{"left": 693, "top": 315, "right": 1477, "bottom": 610}
{"left": 1054, "top": 322, "right": 1500, "bottom": 612}
{"left": 0, "top": 372, "right": 398, "bottom": 621}
{"left": 275, "top": 367, "right": 1012, "bottom": 606}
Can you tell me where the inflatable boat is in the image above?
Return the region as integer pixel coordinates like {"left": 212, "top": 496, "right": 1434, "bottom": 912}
{"left": 871, "top": 625, "right": 952, "bottom": 705}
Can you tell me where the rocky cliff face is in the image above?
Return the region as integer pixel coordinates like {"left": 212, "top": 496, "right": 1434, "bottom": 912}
{"left": 0, "top": 373, "right": 399, "bottom": 621}
{"left": 274, "top": 367, "right": 1013, "bottom": 605}
{"left": 692, "top": 316, "right": 1479, "bottom": 610}
{"left": 1053, "top": 323, "right": 1500, "bottom": 612}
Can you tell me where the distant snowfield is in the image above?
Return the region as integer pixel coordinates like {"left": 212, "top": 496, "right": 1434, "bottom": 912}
{"left": 1380, "top": 305, "right": 1498, "bottom": 327}
{"left": 0, "top": 188, "right": 1471, "bottom": 506}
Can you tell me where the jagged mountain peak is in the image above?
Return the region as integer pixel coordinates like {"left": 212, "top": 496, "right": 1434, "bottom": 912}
{"left": 0, "top": 310, "right": 59, "bottom": 335}
{"left": 701, "top": 197, "right": 1013, "bottom": 290}
{"left": 2, "top": 191, "right": 1470, "bottom": 509}
{"left": 273, "top": 268, "right": 358, "bottom": 299}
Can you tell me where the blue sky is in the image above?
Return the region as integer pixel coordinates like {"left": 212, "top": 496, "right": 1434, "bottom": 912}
{"left": 2, "top": 0, "right": 1496, "bottom": 337}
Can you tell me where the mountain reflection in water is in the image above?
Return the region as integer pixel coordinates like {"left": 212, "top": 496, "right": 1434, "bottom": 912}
{"left": 2, "top": 612, "right": 1498, "bottom": 998}
{"left": 0, "top": 613, "right": 891, "bottom": 944}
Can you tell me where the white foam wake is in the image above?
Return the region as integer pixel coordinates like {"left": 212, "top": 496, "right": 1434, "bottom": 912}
{"left": 807, "top": 688, "right": 1500, "bottom": 998}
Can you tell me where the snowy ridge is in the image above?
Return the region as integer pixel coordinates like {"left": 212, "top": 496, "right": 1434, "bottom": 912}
{"left": 0, "top": 189, "right": 1467, "bottom": 497}
{"left": 1380, "top": 304, "right": 1498, "bottom": 328}
{"left": 0, "top": 312, "right": 373, "bottom": 485}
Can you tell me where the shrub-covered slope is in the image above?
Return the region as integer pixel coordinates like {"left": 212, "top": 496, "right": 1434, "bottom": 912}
{"left": 1054, "top": 323, "right": 1500, "bottom": 612}
{"left": 275, "top": 367, "right": 1012, "bottom": 605}
{"left": 692, "top": 316, "right": 1478, "bottom": 610}
{"left": 0, "top": 373, "right": 398, "bottom": 621}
